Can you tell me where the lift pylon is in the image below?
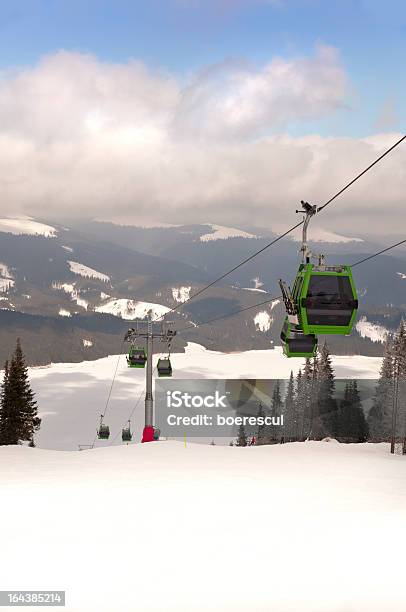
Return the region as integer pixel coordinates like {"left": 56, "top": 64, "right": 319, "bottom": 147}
{"left": 124, "top": 321, "right": 176, "bottom": 442}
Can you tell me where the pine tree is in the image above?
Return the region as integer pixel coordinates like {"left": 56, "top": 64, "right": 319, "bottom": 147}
{"left": 256, "top": 402, "right": 266, "bottom": 445}
{"left": 368, "top": 340, "right": 394, "bottom": 441}
{"left": 313, "top": 342, "right": 336, "bottom": 439}
{"left": 295, "top": 368, "right": 305, "bottom": 440}
{"left": 384, "top": 320, "right": 406, "bottom": 450}
{"left": 0, "top": 339, "right": 41, "bottom": 445}
{"left": 283, "top": 372, "right": 296, "bottom": 442}
{"left": 302, "top": 358, "right": 315, "bottom": 439}
{"left": 268, "top": 380, "right": 283, "bottom": 442}
{"left": 236, "top": 423, "right": 247, "bottom": 447}
{"left": 0, "top": 361, "right": 11, "bottom": 444}
{"left": 334, "top": 380, "right": 369, "bottom": 442}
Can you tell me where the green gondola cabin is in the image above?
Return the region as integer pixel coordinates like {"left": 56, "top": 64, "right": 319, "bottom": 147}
{"left": 292, "top": 263, "right": 358, "bottom": 336}
{"left": 127, "top": 346, "right": 147, "bottom": 368}
{"left": 279, "top": 201, "right": 359, "bottom": 357}
{"left": 157, "top": 357, "right": 172, "bottom": 377}
{"left": 97, "top": 423, "right": 110, "bottom": 440}
{"left": 280, "top": 317, "right": 318, "bottom": 358}
{"left": 122, "top": 423, "right": 132, "bottom": 442}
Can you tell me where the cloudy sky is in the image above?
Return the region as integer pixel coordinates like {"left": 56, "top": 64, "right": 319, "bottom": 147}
{"left": 0, "top": 0, "right": 405, "bottom": 235}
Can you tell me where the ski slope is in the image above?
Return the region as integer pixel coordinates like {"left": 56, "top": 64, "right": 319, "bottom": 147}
{"left": 0, "top": 441, "right": 405, "bottom": 611}
{"left": 28, "top": 343, "right": 383, "bottom": 451}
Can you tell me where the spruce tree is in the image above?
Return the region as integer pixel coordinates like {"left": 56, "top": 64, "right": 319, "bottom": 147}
{"left": 295, "top": 369, "right": 305, "bottom": 440}
{"left": 268, "top": 380, "right": 283, "bottom": 442}
{"left": 236, "top": 423, "right": 247, "bottom": 447}
{"left": 0, "top": 361, "right": 11, "bottom": 444}
{"left": 313, "top": 342, "right": 336, "bottom": 439}
{"left": 392, "top": 320, "right": 406, "bottom": 447}
{"left": 368, "top": 340, "right": 394, "bottom": 441}
{"left": 334, "top": 380, "right": 369, "bottom": 442}
{"left": 283, "top": 372, "right": 296, "bottom": 442}
{"left": 256, "top": 402, "right": 266, "bottom": 445}
{"left": 0, "top": 339, "right": 41, "bottom": 445}
{"left": 302, "top": 358, "right": 315, "bottom": 439}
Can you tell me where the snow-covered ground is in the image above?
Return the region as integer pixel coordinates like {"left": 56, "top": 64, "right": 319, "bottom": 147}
{"left": 254, "top": 310, "right": 273, "bottom": 331}
{"left": 200, "top": 224, "right": 258, "bottom": 241}
{"left": 53, "top": 282, "right": 88, "bottom": 311}
{"left": 58, "top": 308, "right": 72, "bottom": 317}
{"left": 0, "top": 262, "right": 15, "bottom": 292}
{"left": 356, "top": 316, "right": 389, "bottom": 343}
{"left": 172, "top": 286, "right": 191, "bottom": 303}
{"left": 95, "top": 298, "right": 171, "bottom": 320}
{"left": 290, "top": 227, "right": 363, "bottom": 243}
{"left": 67, "top": 260, "right": 110, "bottom": 282}
{"left": 0, "top": 441, "right": 405, "bottom": 611}
{"left": 28, "top": 343, "right": 384, "bottom": 451}
{"left": 0, "top": 216, "right": 57, "bottom": 237}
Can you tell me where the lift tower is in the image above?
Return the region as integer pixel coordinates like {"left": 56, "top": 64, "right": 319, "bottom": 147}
{"left": 124, "top": 321, "right": 176, "bottom": 442}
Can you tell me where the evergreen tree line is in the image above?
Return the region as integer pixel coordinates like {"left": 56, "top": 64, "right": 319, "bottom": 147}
{"left": 235, "top": 320, "right": 406, "bottom": 447}
{"left": 254, "top": 342, "right": 369, "bottom": 444}
{"left": 368, "top": 320, "right": 406, "bottom": 448}
{"left": 0, "top": 339, "right": 41, "bottom": 446}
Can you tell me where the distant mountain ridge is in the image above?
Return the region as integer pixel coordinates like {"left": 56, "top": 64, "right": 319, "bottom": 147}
{"left": 0, "top": 216, "right": 405, "bottom": 365}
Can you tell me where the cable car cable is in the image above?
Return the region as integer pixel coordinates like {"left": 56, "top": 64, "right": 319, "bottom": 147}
{"left": 176, "top": 236, "right": 405, "bottom": 334}
{"left": 110, "top": 365, "right": 158, "bottom": 445}
{"left": 351, "top": 238, "right": 406, "bottom": 268}
{"left": 101, "top": 341, "right": 125, "bottom": 421}
{"left": 317, "top": 134, "right": 406, "bottom": 213}
{"left": 91, "top": 340, "right": 125, "bottom": 447}
{"left": 88, "top": 234, "right": 405, "bottom": 448}
{"left": 111, "top": 385, "right": 146, "bottom": 444}
{"left": 153, "top": 221, "right": 304, "bottom": 321}
{"left": 177, "top": 294, "right": 283, "bottom": 333}
{"left": 154, "top": 134, "right": 405, "bottom": 322}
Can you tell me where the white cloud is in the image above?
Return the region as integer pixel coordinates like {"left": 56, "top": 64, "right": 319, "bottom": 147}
{"left": 0, "top": 48, "right": 404, "bottom": 236}
{"left": 172, "top": 46, "right": 346, "bottom": 140}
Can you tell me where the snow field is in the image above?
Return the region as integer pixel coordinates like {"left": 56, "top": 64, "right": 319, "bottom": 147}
{"left": 200, "top": 224, "right": 258, "bottom": 242}
{"left": 25, "top": 343, "right": 384, "bottom": 451}
{"left": 67, "top": 261, "right": 110, "bottom": 282}
{"left": 95, "top": 298, "right": 170, "bottom": 320}
{"left": 0, "top": 441, "right": 405, "bottom": 611}
{"left": 0, "top": 217, "right": 57, "bottom": 237}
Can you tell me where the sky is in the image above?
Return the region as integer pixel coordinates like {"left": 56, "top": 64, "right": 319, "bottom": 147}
{"left": 0, "top": 0, "right": 405, "bottom": 235}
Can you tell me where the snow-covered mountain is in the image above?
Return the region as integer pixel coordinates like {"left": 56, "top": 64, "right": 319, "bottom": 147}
{"left": 95, "top": 298, "right": 170, "bottom": 320}
{"left": 0, "top": 216, "right": 57, "bottom": 237}
{"left": 0, "top": 216, "right": 405, "bottom": 364}
{"left": 199, "top": 223, "right": 259, "bottom": 242}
